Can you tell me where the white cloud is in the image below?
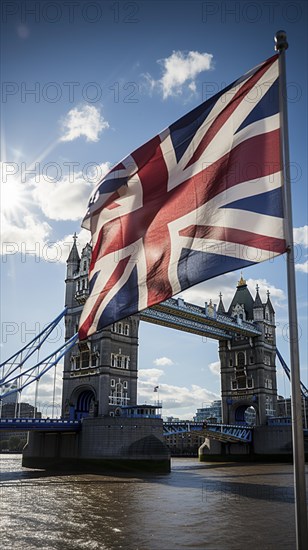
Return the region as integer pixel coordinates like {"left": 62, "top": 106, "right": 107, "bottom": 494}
{"left": 180, "top": 273, "right": 236, "bottom": 309}
{"left": 138, "top": 368, "right": 219, "bottom": 419}
{"left": 0, "top": 213, "right": 52, "bottom": 257}
{"left": 294, "top": 225, "right": 308, "bottom": 247}
{"left": 295, "top": 261, "right": 308, "bottom": 274}
{"left": 139, "top": 368, "right": 165, "bottom": 385}
{"left": 31, "top": 173, "right": 92, "bottom": 221}
{"left": 60, "top": 105, "right": 109, "bottom": 142}
{"left": 153, "top": 357, "right": 174, "bottom": 367}
{"left": 209, "top": 361, "right": 220, "bottom": 377}
{"left": 181, "top": 275, "right": 286, "bottom": 312}
{"left": 246, "top": 278, "right": 285, "bottom": 308}
{"left": 145, "top": 50, "right": 213, "bottom": 99}
{"left": 29, "top": 162, "right": 110, "bottom": 222}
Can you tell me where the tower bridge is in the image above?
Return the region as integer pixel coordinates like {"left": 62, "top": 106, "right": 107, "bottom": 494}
{"left": 141, "top": 297, "right": 262, "bottom": 340}
{"left": 1, "top": 238, "right": 307, "bottom": 471}
{"left": 62, "top": 239, "right": 279, "bottom": 428}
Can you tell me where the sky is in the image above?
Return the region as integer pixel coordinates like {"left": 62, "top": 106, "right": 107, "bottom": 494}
{"left": 1, "top": 0, "right": 307, "bottom": 419}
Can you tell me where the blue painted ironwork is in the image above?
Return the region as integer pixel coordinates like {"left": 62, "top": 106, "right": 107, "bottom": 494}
{"left": 0, "top": 309, "right": 67, "bottom": 378}
{"left": 268, "top": 416, "right": 292, "bottom": 426}
{"left": 163, "top": 421, "right": 253, "bottom": 443}
{"left": 276, "top": 348, "right": 308, "bottom": 398}
{"left": 0, "top": 418, "right": 81, "bottom": 431}
{"left": 141, "top": 297, "right": 262, "bottom": 340}
{"left": 0, "top": 333, "right": 78, "bottom": 400}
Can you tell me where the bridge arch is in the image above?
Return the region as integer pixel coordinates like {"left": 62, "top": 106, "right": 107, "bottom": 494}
{"left": 230, "top": 402, "right": 259, "bottom": 426}
{"left": 69, "top": 385, "right": 97, "bottom": 420}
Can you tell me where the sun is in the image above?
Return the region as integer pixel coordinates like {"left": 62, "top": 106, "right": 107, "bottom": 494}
{"left": 0, "top": 177, "right": 26, "bottom": 217}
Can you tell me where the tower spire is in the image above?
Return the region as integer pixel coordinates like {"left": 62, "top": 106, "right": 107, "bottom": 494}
{"left": 67, "top": 233, "right": 80, "bottom": 264}
{"left": 237, "top": 272, "right": 246, "bottom": 287}
{"left": 254, "top": 284, "right": 263, "bottom": 308}
{"left": 217, "top": 292, "right": 225, "bottom": 313}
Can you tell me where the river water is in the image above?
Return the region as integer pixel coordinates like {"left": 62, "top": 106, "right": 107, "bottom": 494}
{"left": 0, "top": 454, "right": 307, "bottom": 549}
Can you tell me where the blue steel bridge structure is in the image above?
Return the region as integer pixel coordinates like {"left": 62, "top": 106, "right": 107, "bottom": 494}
{"left": 0, "top": 297, "right": 307, "bottom": 446}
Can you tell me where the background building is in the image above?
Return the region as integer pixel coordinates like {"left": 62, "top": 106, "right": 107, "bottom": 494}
{"left": 194, "top": 400, "right": 222, "bottom": 423}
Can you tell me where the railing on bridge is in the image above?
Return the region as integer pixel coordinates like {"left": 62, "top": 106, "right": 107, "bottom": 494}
{"left": 0, "top": 418, "right": 81, "bottom": 431}
{"left": 163, "top": 421, "right": 253, "bottom": 443}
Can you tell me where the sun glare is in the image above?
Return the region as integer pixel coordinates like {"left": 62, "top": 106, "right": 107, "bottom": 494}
{"left": 1, "top": 178, "right": 26, "bottom": 216}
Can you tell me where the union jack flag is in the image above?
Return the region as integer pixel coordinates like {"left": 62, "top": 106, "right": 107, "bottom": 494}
{"left": 79, "top": 54, "right": 286, "bottom": 339}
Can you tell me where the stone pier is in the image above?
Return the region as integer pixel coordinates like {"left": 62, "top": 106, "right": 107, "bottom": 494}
{"left": 22, "top": 417, "right": 170, "bottom": 473}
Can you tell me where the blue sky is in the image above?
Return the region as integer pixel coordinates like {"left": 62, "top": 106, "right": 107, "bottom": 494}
{"left": 1, "top": 0, "right": 307, "bottom": 419}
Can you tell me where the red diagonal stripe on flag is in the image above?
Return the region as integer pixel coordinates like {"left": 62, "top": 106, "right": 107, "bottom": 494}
{"left": 79, "top": 256, "right": 131, "bottom": 339}
{"left": 185, "top": 54, "right": 278, "bottom": 169}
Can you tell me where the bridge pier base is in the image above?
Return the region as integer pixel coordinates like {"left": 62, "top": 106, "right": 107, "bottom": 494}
{"left": 198, "top": 426, "right": 300, "bottom": 462}
{"left": 199, "top": 437, "right": 251, "bottom": 462}
{"left": 22, "top": 417, "right": 170, "bottom": 474}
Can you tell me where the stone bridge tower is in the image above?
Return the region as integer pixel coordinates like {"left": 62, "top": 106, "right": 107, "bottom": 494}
{"left": 62, "top": 236, "right": 139, "bottom": 420}
{"left": 219, "top": 276, "right": 277, "bottom": 426}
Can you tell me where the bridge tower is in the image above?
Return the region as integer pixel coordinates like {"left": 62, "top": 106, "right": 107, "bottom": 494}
{"left": 219, "top": 277, "right": 277, "bottom": 426}
{"left": 62, "top": 237, "right": 139, "bottom": 420}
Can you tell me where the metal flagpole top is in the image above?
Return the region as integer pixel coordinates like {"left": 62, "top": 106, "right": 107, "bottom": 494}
{"left": 274, "top": 30, "right": 288, "bottom": 52}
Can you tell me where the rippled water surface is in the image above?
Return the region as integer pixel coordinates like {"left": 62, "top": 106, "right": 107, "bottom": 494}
{"left": 1, "top": 454, "right": 307, "bottom": 549}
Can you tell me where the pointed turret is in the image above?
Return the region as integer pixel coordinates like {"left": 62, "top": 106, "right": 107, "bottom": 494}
{"left": 253, "top": 284, "right": 264, "bottom": 320}
{"left": 228, "top": 274, "right": 254, "bottom": 320}
{"left": 217, "top": 292, "right": 225, "bottom": 314}
{"left": 266, "top": 290, "right": 275, "bottom": 313}
{"left": 67, "top": 232, "right": 80, "bottom": 267}
{"left": 264, "top": 290, "right": 275, "bottom": 323}
{"left": 253, "top": 284, "right": 263, "bottom": 307}
{"left": 65, "top": 234, "right": 80, "bottom": 309}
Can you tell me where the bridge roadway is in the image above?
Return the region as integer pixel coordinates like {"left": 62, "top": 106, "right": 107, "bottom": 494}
{"left": 141, "top": 297, "right": 262, "bottom": 340}
{"left": 0, "top": 417, "right": 252, "bottom": 443}
{"left": 0, "top": 418, "right": 81, "bottom": 432}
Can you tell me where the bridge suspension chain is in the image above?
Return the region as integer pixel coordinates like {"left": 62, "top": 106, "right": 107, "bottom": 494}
{"left": 276, "top": 348, "right": 308, "bottom": 399}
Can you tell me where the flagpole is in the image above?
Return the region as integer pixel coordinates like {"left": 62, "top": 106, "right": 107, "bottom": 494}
{"left": 275, "top": 30, "right": 308, "bottom": 549}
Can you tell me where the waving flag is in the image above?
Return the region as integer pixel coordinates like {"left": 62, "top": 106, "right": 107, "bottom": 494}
{"left": 79, "top": 54, "right": 286, "bottom": 339}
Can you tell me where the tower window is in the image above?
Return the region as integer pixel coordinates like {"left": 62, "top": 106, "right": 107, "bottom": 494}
{"left": 111, "top": 353, "right": 130, "bottom": 369}
{"left": 237, "top": 352, "right": 245, "bottom": 367}
{"left": 81, "top": 351, "right": 89, "bottom": 369}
